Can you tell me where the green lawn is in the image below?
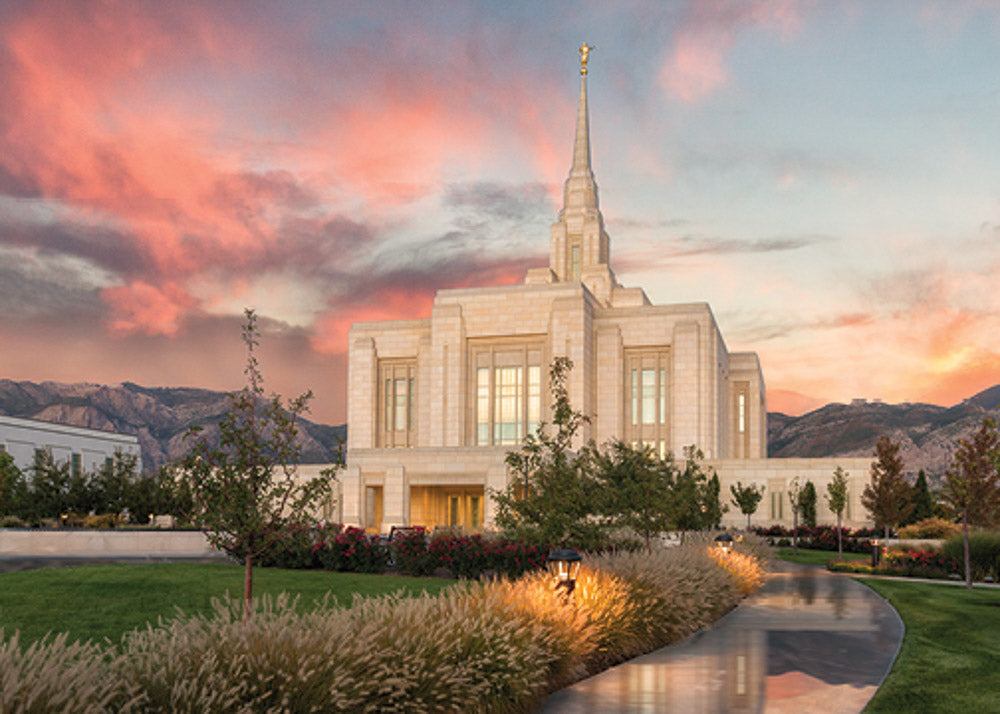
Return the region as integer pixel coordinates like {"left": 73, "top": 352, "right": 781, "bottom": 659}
{"left": 776, "top": 547, "right": 869, "bottom": 567}
{"left": 0, "top": 563, "right": 455, "bottom": 646}
{"left": 862, "top": 579, "right": 1000, "bottom": 713}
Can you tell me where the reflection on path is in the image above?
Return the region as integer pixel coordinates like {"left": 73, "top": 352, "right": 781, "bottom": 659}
{"left": 541, "top": 561, "right": 903, "bottom": 714}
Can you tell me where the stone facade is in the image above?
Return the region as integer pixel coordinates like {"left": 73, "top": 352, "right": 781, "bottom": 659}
{"left": 342, "top": 56, "right": 874, "bottom": 533}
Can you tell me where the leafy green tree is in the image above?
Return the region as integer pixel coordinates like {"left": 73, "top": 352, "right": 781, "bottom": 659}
{"left": 180, "top": 309, "right": 337, "bottom": 619}
{"left": 799, "top": 481, "right": 817, "bottom": 528}
{"left": 29, "top": 451, "right": 72, "bottom": 520}
{"left": 494, "top": 357, "right": 604, "bottom": 549}
{"left": 826, "top": 466, "right": 850, "bottom": 558}
{"left": 702, "top": 472, "right": 727, "bottom": 529}
{"left": 92, "top": 451, "right": 139, "bottom": 516}
{"left": 591, "top": 441, "right": 673, "bottom": 552}
{"left": 862, "top": 436, "right": 914, "bottom": 539}
{"left": 907, "top": 469, "right": 935, "bottom": 524}
{"left": 0, "top": 451, "right": 27, "bottom": 517}
{"left": 942, "top": 418, "right": 1000, "bottom": 589}
{"left": 671, "top": 446, "right": 715, "bottom": 540}
{"left": 729, "top": 481, "right": 765, "bottom": 530}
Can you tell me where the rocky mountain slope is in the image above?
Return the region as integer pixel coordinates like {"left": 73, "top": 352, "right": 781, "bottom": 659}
{"left": 0, "top": 379, "right": 345, "bottom": 472}
{"left": 768, "top": 385, "right": 1000, "bottom": 481}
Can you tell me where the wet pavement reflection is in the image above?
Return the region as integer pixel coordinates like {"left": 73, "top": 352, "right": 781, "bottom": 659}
{"left": 541, "top": 561, "right": 903, "bottom": 714}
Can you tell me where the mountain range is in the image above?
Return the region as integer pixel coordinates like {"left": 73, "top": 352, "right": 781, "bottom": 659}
{"left": 0, "top": 379, "right": 345, "bottom": 472}
{"left": 2, "top": 378, "right": 999, "bottom": 480}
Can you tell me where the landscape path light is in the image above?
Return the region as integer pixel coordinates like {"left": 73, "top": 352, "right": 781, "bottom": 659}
{"left": 546, "top": 548, "right": 582, "bottom": 597}
{"left": 714, "top": 533, "right": 734, "bottom": 555}
{"left": 870, "top": 536, "right": 883, "bottom": 568}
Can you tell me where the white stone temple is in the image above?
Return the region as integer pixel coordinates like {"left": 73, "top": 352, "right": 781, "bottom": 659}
{"left": 341, "top": 47, "right": 870, "bottom": 532}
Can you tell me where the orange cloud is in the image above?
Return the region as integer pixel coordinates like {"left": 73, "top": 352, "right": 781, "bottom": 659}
{"left": 101, "top": 281, "right": 196, "bottom": 336}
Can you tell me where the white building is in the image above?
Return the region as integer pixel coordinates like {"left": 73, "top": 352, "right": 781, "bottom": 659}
{"left": 342, "top": 49, "right": 871, "bottom": 533}
{"left": 0, "top": 414, "right": 142, "bottom": 475}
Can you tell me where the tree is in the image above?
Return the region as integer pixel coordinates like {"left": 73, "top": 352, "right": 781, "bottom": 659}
{"left": 799, "top": 481, "right": 817, "bottom": 528}
{"left": 730, "top": 481, "right": 765, "bottom": 530}
{"left": 826, "top": 466, "right": 849, "bottom": 559}
{"left": 787, "top": 477, "right": 802, "bottom": 553}
{"left": 941, "top": 418, "right": 1000, "bottom": 589}
{"left": 671, "top": 446, "right": 715, "bottom": 540}
{"left": 591, "top": 441, "right": 673, "bottom": 552}
{"left": 493, "top": 357, "right": 604, "bottom": 549}
{"left": 29, "top": 451, "right": 71, "bottom": 520}
{"left": 181, "top": 309, "right": 337, "bottom": 619}
{"left": 0, "top": 451, "right": 27, "bottom": 517}
{"left": 862, "top": 436, "right": 913, "bottom": 539}
{"left": 702, "top": 472, "right": 727, "bottom": 529}
{"left": 907, "top": 469, "right": 935, "bottom": 524}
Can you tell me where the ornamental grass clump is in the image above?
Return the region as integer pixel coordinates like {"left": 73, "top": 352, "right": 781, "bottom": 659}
{"left": 1, "top": 540, "right": 766, "bottom": 712}
{"left": 0, "top": 630, "right": 134, "bottom": 713}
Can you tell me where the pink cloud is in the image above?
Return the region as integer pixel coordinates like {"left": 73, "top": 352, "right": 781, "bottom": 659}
{"left": 101, "top": 281, "right": 196, "bottom": 336}
{"left": 661, "top": 0, "right": 806, "bottom": 104}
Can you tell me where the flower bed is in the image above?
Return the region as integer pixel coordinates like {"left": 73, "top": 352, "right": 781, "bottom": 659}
{"left": 827, "top": 549, "right": 960, "bottom": 580}
{"left": 754, "top": 524, "right": 886, "bottom": 553}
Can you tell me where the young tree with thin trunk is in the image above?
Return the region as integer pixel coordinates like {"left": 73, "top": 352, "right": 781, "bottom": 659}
{"left": 826, "top": 466, "right": 849, "bottom": 559}
{"left": 729, "top": 481, "right": 765, "bottom": 530}
{"left": 181, "top": 309, "right": 337, "bottom": 620}
{"left": 862, "top": 436, "right": 913, "bottom": 539}
{"left": 942, "top": 418, "right": 1000, "bottom": 589}
{"left": 787, "top": 477, "right": 802, "bottom": 553}
{"left": 799, "top": 481, "right": 817, "bottom": 528}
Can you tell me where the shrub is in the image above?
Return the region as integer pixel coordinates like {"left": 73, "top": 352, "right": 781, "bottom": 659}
{"left": 898, "top": 517, "right": 960, "bottom": 540}
{"left": 942, "top": 531, "right": 1000, "bottom": 582}
{"left": 83, "top": 513, "right": 122, "bottom": 529}
{"left": 391, "top": 527, "right": 432, "bottom": 575}
{"left": 881, "top": 550, "right": 959, "bottom": 578}
{"left": 0, "top": 515, "right": 24, "bottom": 528}
{"left": 314, "top": 526, "right": 390, "bottom": 573}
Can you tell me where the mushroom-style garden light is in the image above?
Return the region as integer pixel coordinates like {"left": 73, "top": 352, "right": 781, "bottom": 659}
{"left": 714, "top": 533, "right": 735, "bottom": 555}
{"left": 546, "top": 548, "right": 582, "bottom": 597}
{"left": 870, "top": 536, "right": 883, "bottom": 567}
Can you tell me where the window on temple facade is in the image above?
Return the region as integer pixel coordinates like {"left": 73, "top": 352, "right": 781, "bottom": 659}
{"left": 624, "top": 348, "right": 670, "bottom": 457}
{"left": 470, "top": 341, "right": 544, "bottom": 446}
{"left": 378, "top": 360, "right": 416, "bottom": 447}
{"left": 732, "top": 381, "right": 750, "bottom": 458}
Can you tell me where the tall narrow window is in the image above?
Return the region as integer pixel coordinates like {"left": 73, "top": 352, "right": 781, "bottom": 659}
{"left": 71, "top": 453, "right": 82, "bottom": 478}
{"left": 378, "top": 360, "right": 416, "bottom": 447}
{"left": 732, "top": 381, "right": 750, "bottom": 458}
{"left": 624, "top": 348, "right": 670, "bottom": 452}
{"left": 570, "top": 245, "right": 581, "bottom": 281}
{"left": 470, "top": 341, "right": 544, "bottom": 446}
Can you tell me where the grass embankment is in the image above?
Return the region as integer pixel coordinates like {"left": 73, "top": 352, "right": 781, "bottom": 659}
{"left": 776, "top": 547, "right": 869, "bottom": 567}
{"left": 862, "top": 579, "right": 1000, "bottom": 714}
{"left": 0, "top": 563, "right": 455, "bottom": 645}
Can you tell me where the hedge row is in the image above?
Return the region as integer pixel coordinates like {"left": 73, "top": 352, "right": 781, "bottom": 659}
{"left": 0, "top": 537, "right": 767, "bottom": 712}
{"left": 754, "top": 524, "right": 883, "bottom": 553}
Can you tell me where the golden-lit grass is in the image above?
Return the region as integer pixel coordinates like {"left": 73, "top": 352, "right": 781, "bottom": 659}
{"left": 706, "top": 548, "right": 766, "bottom": 595}
{"left": 0, "top": 541, "right": 767, "bottom": 712}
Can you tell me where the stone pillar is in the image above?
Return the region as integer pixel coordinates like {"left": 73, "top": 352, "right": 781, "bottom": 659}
{"left": 347, "top": 336, "right": 376, "bottom": 449}
{"left": 672, "top": 321, "right": 701, "bottom": 455}
{"left": 340, "top": 464, "right": 363, "bottom": 527}
{"left": 382, "top": 465, "right": 407, "bottom": 532}
{"left": 483, "top": 460, "right": 509, "bottom": 530}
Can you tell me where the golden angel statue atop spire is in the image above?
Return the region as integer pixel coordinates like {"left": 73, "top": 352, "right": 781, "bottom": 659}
{"left": 579, "top": 42, "right": 595, "bottom": 75}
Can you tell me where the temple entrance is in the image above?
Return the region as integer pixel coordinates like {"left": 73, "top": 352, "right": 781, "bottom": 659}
{"left": 364, "top": 486, "right": 383, "bottom": 534}
{"left": 409, "top": 486, "right": 484, "bottom": 532}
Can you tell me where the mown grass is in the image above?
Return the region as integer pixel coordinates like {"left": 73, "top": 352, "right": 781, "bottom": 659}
{"left": 861, "top": 579, "right": 1000, "bottom": 714}
{"left": 776, "top": 547, "right": 869, "bottom": 566}
{"left": 0, "top": 563, "right": 455, "bottom": 645}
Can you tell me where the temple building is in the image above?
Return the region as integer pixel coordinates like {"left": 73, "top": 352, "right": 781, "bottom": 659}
{"left": 341, "top": 48, "right": 869, "bottom": 533}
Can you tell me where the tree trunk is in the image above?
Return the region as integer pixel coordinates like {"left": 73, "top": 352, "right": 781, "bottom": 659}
{"left": 963, "top": 509, "right": 972, "bottom": 590}
{"left": 792, "top": 511, "right": 798, "bottom": 554}
{"left": 747, "top": 511, "right": 751, "bottom": 530}
{"left": 244, "top": 553, "right": 253, "bottom": 621}
{"left": 837, "top": 512, "right": 843, "bottom": 559}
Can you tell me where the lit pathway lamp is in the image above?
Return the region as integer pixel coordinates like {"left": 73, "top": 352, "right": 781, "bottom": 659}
{"left": 547, "top": 548, "right": 582, "bottom": 597}
{"left": 870, "top": 536, "right": 883, "bottom": 568}
{"left": 714, "top": 533, "right": 735, "bottom": 555}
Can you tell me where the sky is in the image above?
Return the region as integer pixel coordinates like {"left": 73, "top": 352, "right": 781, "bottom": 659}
{"left": 2, "top": 0, "right": 1000, "bottom": 424}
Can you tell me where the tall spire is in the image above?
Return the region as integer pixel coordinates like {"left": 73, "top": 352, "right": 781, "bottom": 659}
{"left": 562, "top": 43, "right": 599, "bottom": 214}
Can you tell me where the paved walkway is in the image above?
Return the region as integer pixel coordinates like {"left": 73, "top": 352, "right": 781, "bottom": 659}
{"left": 541, "top": 561, "right": 904, "bottom": 713}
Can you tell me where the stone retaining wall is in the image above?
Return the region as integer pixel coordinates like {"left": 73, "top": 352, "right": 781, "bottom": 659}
{"left": 0, "top": 529, "right": 218, "bottom": 557}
